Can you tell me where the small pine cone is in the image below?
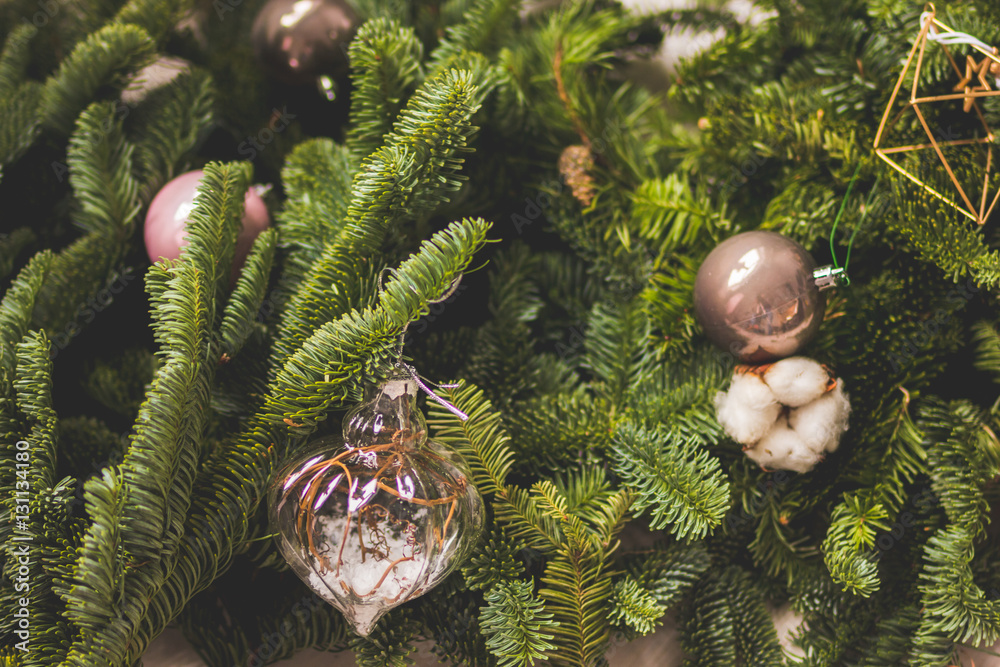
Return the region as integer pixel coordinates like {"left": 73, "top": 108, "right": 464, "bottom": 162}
{"left": 559, "top": 144, "right": 596, "bottom": 206}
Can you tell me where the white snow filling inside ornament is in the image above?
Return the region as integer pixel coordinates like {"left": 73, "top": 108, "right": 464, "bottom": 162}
{"left": 310, "top": 513, "right": 428, "bottom": 634}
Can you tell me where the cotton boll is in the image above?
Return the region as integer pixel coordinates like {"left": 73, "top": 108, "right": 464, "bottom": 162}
{"left": 789, "top": 380, "right": 851, "bottom": 454}
{"left": 762, "top": 357, "right": 830, "bottom": 407}
{"left": 714, "top": 373, "right": 780, "bottom": 445}
{"left": 746, "top": 419, "right": 823, "bottom": 473}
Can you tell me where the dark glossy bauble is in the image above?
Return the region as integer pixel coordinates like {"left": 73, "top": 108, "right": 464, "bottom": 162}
{"left": 693, "top": 231, "right": 824, "bottom": 363}
{"left": 251, "top": 0, "right": 358, "bottom": 86}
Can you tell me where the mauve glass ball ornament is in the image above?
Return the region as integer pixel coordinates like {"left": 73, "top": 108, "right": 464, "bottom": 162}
{"left": 251, "top": 0, "right": 358, "bottom": 90}
{"left": 268, "top": 375, "right": 484, "bottom": 636}
{"left": 693, "top": 231, "right": 825, "bottom": 363}
{"left": 144, "top": 170, "right": 270, "bottom": 279}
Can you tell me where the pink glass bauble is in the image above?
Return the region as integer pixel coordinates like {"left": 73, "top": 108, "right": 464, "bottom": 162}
{"left": 144, "top": 170, "right": 270, "bottom": 280}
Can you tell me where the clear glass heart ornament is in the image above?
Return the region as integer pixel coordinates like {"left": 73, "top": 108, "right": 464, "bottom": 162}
{"left": 268, "top": 376, "right": 484, "bottom": 635}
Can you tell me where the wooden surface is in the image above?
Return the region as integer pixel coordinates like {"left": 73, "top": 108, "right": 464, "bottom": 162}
{"left": 142, "top": 610, "right": 739, "bottom": 667}
{"left": 143, "top": 610, "right": 1000, "bottom": 667}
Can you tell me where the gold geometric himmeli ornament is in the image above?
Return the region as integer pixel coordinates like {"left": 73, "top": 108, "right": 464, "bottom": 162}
{"left": 874, "top": 3, "right": 1000, "bottom": 225}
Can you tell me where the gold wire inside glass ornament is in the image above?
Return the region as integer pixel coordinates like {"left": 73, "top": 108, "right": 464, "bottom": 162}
{"left": 269, "top": 375, "right": 483, "bottom": 635}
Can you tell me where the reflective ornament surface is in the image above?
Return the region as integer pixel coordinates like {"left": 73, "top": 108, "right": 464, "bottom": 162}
{"left": 693, "top": 231, "right": 824, "bottom": 363}
{"left": 251, "top": 0, "right": 358, "bottom": 87}
{"left": 144, "top": 170, "right": 270, "bottom": 282}
{"left": 269, "top": 376, "right": 483, "bottom": 635}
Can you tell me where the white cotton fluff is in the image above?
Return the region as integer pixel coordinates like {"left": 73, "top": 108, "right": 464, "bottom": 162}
{"left": 763, "top": 357, "right": 830, "bottom": 407}
{"left": 714, "top": 373, "right": 780, "bottom": 445}
{"left": 745, "top": 419, "right": 822, "bottom": 474}
{"left": 788, "top": 380, "right": 851, "bottom": 454}
{"left": 715, "top": 356, "right": 851, "bottom": 474}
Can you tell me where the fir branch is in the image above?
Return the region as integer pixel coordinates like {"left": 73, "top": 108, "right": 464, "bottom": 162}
{"left": 640, "top": 255, "right": 700, "bottom": 350}
{"left": 481, "top": 579, "right": 556, "bottom": 667}
{"left": 67, "top": 100, "right": 141, "bottom": 237}
{"left": 623, "top": 542, "right": 711, "bottom": 610}
{"left": 494, "top": 485, "right": 563, "bottom": 556}
{"left": 0, "top": 228, "right": 35, "bottom": 281}
{"left": 908, "top": 625, "right": 960, "bottom": 667}
{"left": 83, "top": 348, "right": 157, "bottom": 419}
{"left": 2, "top": 329, "right": 62, "bottom": 667}
{"left": 0, "top": 251, "right": 53, "bottom": 393}
{"left": 13, "top": 331, "right": 58, "bottom": 494}
{"left": 429, "top": 381, "right": 517, "bottom": 497}
{"left": 176, "top": 161, "right": 251, "bottom": 303}
{"left": 609, "top": 575, "right": 665, "bottom": 636}
{"left": 39, "top": 23, "right": 156, "bottom": 136}
{"left": 628, "top": 175, "right": 717, "bottom": 260}
{"left": 122, "top": 266, "right": 208, "bottom": 563}
{"left": 63, "top": 468, "right": 124, "bottom": 639}
{"left": 920, "top": 400, "right": 997, "bottom": 532}
{"left": 583, "top": 298, "right": 657, "bottom": 405}
{"left": 822, "top": 544, "right": 879, "bottom": 600}
{"left": 61, "top": 164, "right": 251, "bottom": 664}
{"left": 0, "top": 254, "right": 54, "bottom": 554}
{"left": 678, "top": 573, "right": 737, "bottom": 667}
{"left": 420, "top": 586, "right": 493, "bottom": 667}
{"left": 272, "top": 62, "right": 496, "bottom": 366}
{"left": 0, "top": 24, "right": 35, "bottom": 95}
{"left": 57, "top": 0, "right": 128, "bottom": 48}
{"left": 0, "top": 82, "right": 42, "bottom": 181}
{"left": 626, "top": 347, "right": 729, "bottom": 438}
{"left": 972, "top": 320, "right": 1000, "bottom": 387}
{"left": 377, "top": 54, "right": 498, "bottom": 215}
{"left": 821, "top": 494, "right": 889, "bottom": 597}
{"left": 32, "top": 99, "right": 142, "bottom": 334}
{"left": 519, "top": 472, "right": 629, "bottom": 667}
{"left": 912, "top": 399, "right": 1000, "bottom": 649}
{"left": 821, "top": 393, "right": 929, "bottom": 598}
{"left": 113, "top": 0, "right": 194, "bottom": 42}
{"left": 538, "top": 548, "right": 614, "bottom": 667}
{"left": 723, "top": 568, "right": 783, "bottom": 665}
{"left": 885, "top": 174, "right": 1000, "bottom": 288}
{"left": 505, "top": 390, "right": 611, "bottom": 473}
{"left": 856, "top": 604, "right": 920, "bottom": 667}
{"left": 277, "top": 138, "right": 356, "bottom": 266}
{"left": 219, "top": 228, "right": 277, "bottom": 359}
{"left": 427, "top": 0, "right": 521, "bottom": 76}
{"left": 131, "top": 68, "right": 215, "bottom": 200}
{"left": 917, "top": 524, "right": 1000, "bottom": 648}
{"left": 462, "top": 242, "right": 543, "bottom": 411}
{"left": 346, "top": 18, "right": 425, "bottom": 160}
{"left": 610, "top": 421, "right": 730, "bottom": 541}
{"left": 350, "top": 613, "right": 420, "bottom": 667}
{"left": 462, "top": 527, "right": 525, "bottom": 591}
{"left": 267, "top": 218, "right": 491, "bottom": 429}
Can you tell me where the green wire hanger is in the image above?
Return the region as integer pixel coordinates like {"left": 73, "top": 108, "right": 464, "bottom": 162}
{"left": 821, "top": 162, "right": 882, "bottom": 288}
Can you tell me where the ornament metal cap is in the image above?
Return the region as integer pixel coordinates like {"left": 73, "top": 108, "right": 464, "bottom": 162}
{"left": 813, "top": 265, "right": 848, "bottom": 291}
